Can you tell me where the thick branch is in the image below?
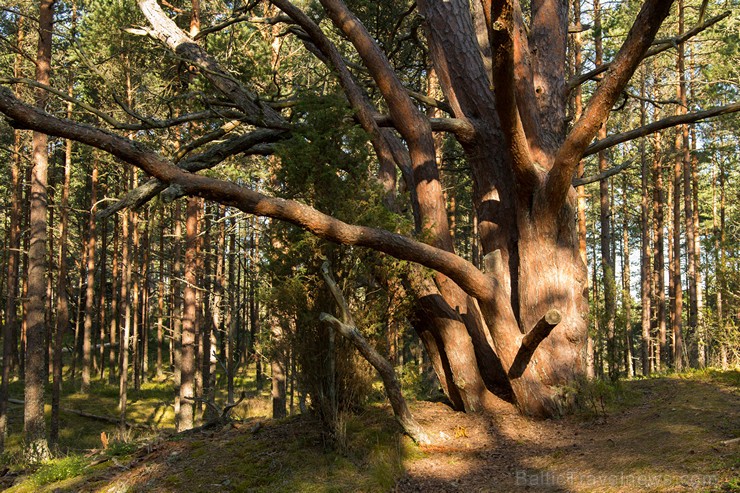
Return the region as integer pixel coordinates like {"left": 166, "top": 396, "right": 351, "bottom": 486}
{"left": 568, "top": 12, "right": 730, "bottom": 91}
{"left": 320, "top": 312, "right": 430, "bottom": 444}
{"left": 540, "top": 0, "right": 674, "bottom": 215}
{"left": 508, "top": 309, "right": 561, "bottom": 378}
{"left": 0, "top": 87, "right": 494, "bottom": 301}
{"left": 480, "top": 0, "right": 540, "bottom": 193}
{"left": 584, "top": 102, "right": 740, "bottom": 156}
{"left": 374, "top": 115, "right": 475, "bottom": 139}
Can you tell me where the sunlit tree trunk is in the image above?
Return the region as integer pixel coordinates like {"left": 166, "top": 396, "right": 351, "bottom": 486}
{"left": 178, "top": 197, "right": 199, "bottom": 431}
{"left": 24, "top": 0, "right": 55, "bottom": 461}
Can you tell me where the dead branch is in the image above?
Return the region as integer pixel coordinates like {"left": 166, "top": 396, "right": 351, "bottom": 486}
{"left": 320, "top": 265, "right": 430, "bottom": 445}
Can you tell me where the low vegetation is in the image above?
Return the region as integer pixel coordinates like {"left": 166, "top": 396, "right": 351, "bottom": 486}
{"left": 0, "top": 369, "right": 737, "bottom": 492}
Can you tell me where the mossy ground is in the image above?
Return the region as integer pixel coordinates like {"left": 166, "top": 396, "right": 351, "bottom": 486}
{"left": 1, "top": 369, "right": 738, "bottom": 492}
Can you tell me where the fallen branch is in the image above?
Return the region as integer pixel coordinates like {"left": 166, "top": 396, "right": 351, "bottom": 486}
{"left": 61, "top": 407, "right": 151, "bottom": 431}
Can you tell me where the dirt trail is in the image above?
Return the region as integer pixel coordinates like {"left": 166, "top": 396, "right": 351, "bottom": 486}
{"left": 397, "top": 375, "right": 739, "bottom": 492}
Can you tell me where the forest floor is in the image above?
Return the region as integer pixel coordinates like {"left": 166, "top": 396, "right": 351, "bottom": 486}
{"left": 1, "top": 369, "right": 738, "bottom": 493}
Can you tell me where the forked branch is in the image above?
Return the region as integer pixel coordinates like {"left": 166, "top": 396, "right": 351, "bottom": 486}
{"left": 540, "top": 0, "right": 674, "bottom": 215}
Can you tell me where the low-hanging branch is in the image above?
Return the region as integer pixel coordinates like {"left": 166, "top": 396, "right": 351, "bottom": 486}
{"left": 0, "top": 87, "right": 494, "bottom": 302}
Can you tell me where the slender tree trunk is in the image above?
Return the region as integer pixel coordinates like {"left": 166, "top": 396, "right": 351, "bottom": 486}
{"left": 676, "top": 0, "right": 693, "bottom": 370}
{"left": 178, "top": 197, "right": 199, "bottom": 431}
{"left": 652, "top": 123, "right": 667, "bottom": 370}
{"left": 594, "top": 0, "right": 618, "bottom": 380}
{"left": 0, "top": 16, "right": 26, "bottom": 452}
{"left": 141, "top": 209, "right": 151, "bottom": 384}
{"left": 51, "top": 75, "right": 74, "bottom": 444}
{"left": 689, "top": 125, "right": 705, "bottom": 367}
{"left": 715, "top": 154, "right": 727, "bottom": 369}
{"left": 669, "top": 164, "right": 684, "bottom": 370}
{"left": 639, "top": 74, "right": 652, "bottom": 376}
{"left": 131, "top": 199, "right": 140, "bottom": 391}
{"left": 226, "top": 216, "right": 236, "bottom": 402}
{"left": 621, "top": 179, "right": 634, "bottom": 378}
{"left": 108, "top": 216, "right": 119, "bottom": 384}
{"left": 24, "top": 0, "right": 55, "bottom": 461}
{"left": 98, "top": 211, "right": 108, "bottom": 380}
{"left": 271, "top": 322, "right": 286, "bottom": 419}
{"left": 119, "top": 180, "right": 131, "bottom": 426}
{"left": 81, "top": 159, "right": 98, "bottom": 393}
{"left": 172, "top": 201, "right": 183, "bottom": 419}
{"left": 157, "top": 207, "right": 165, "bottom": 379}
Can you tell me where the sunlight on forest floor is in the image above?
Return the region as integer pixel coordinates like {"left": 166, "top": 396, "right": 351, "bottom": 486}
{"left": 0, "top": 369, "right": 738, "bottom": 492}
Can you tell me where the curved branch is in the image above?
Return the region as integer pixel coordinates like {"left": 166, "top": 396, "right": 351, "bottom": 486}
{"left": 0, "top": 87, "right": 494, "bottom": 302}
{"left": 584, "top": 102, "right": 740, "bottom": 157}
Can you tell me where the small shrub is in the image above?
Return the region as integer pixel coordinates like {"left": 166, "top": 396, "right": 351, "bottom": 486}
{"left": 104, "top": 440, "right": 138, "bottom": 457}
{"left": 562, "top": 377, "right": 630, "bottom": 417}
{"left": 30, "top": 455, "right": 87, "bottom": 486}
